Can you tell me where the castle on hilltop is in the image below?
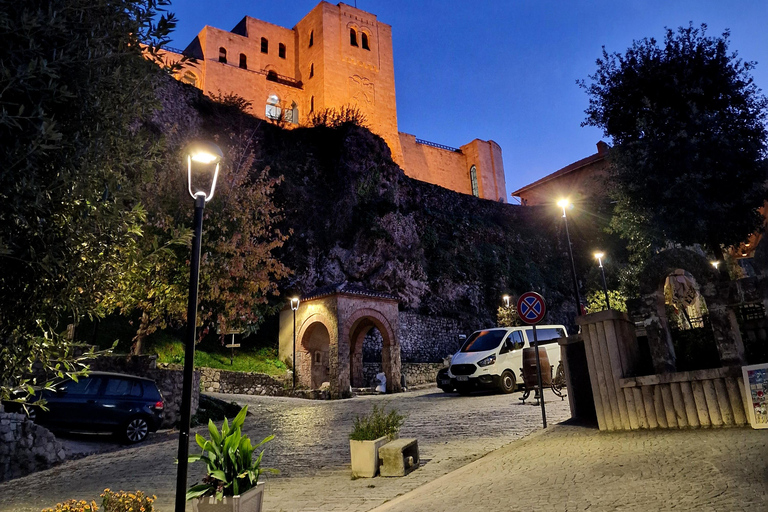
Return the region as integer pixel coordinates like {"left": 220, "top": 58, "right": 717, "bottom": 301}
{"left": 163, "top": 1, "right": 507, "bottom": 202}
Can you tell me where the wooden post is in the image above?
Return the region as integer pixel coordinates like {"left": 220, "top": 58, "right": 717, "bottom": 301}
{"left": 713, "top": 378, "right": 734, "bottom": 426}
{"left": 642, "top": 385, "right": 658, "bottom": 428}
{"left": 725, "top": 377, "right": 747, "bottom": 426}
{"left": 660, "top": 384, "right": 678, "bottom": 428}
{"left": 679, "top": 381, "right": 700, "bottom": 428}
{"left": 691, "top": 381, "right": 711, "bottom": 427}
{"left": 632, "top": 387, "right": 648, "bottom": 429}
{"left": 702, "top": 380, "right": 723, "bottom": 427}
{"left": 670, "top": 382, "right": 688, "bottom": 428}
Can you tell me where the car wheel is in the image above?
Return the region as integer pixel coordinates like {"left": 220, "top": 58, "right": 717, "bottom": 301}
{"left": 498, "top": 370, "right": 516, "bottom": 394}
{"left": 123, "top": 416, "right": 150, "bottom": 444}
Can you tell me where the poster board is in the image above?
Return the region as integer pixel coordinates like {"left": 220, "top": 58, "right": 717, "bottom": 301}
{"left": 742, "top": 363, "right": 768, "bottom": 429}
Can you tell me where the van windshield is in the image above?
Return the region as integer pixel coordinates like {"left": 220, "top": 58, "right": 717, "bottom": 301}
{"left": 460, "top": 330, "right": 506, "bottom": 352}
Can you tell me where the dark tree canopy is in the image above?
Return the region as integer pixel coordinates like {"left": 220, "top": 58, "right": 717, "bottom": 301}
{"left": 581, "top": 24, "right": 768, "bottom": 254}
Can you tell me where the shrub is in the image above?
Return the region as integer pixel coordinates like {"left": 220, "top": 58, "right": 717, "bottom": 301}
{"left": 100, "top": 489, "right": 155, "bottom": 512}
{"left": 41, "top": 500, "right": 98, "bottom": 512}
{"left": 349, "top": 404, "right": 405, "bottom": 441}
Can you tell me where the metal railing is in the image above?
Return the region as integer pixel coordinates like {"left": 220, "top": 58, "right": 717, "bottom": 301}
{"left": 415, "top": 138, "right": 462, "bottom": 153}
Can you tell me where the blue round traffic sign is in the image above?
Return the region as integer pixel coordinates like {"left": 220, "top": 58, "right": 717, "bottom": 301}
{"left": 516, "top": 292, "right": 546, "bottom": 325}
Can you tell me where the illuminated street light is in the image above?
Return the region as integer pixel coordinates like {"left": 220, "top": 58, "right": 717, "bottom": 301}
{"left": 594, "top": 252, "right": 611, "bottom": 310}
{"left": 175, "top": 141, "right": 223, "bottom": 512}
{"left": 502, "top": 295, "right": 510, "bottom": 308}
{"left": 557, "top": 198, "right": 582, "bottom": 316}
{"left": 711, "top": 260, "right": 720, "bottom": 269}
{"left": 290, "top": 297, "right": 300, "bottom": 389}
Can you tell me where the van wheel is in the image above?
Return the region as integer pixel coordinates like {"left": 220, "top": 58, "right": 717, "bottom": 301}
{"left": 498, "top": 371, "right": 516, "bottom": 394}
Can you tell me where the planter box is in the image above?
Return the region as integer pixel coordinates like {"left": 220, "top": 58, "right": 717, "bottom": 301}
{"left": 193, "top": 482, "right": 265, "bottom": 512}
{"left": 350, "top": 435, "right": 393, "bottom": 478}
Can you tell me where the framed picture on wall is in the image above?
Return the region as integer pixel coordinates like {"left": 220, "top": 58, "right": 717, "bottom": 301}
{"left": 742, "top": 363, "right": 768, "bottom": 429}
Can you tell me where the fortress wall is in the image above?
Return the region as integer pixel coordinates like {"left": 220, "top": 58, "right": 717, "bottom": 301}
{"left": 399, "top": 133, "right": 471, "bottom": 196}
{"left": 461, "top": 139, "right": 506, "bottom": 203}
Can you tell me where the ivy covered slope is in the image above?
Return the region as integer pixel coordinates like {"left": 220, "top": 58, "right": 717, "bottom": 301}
{"left": 159, "top": 81, "right": 576, "bottom": 328}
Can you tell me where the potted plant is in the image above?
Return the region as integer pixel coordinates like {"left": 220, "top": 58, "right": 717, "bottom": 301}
{"left": 186, "top": 406, "right": 275, "bottom": 512}
{"left": 349, "top": 404, "right": 405, "bottom": 478}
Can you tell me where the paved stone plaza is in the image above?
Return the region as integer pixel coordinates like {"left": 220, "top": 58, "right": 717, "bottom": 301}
{"left": 0, "top": 387, "right": 570, "bottom": 511}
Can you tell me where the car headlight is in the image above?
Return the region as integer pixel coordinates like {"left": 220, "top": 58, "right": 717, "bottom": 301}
{"left": 477, "top": 354, "right": 496, "bottom": 367}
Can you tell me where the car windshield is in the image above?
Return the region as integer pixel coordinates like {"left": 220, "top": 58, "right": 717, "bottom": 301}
{"left": 460, "top": 330, "right": 506, "bottom": 352}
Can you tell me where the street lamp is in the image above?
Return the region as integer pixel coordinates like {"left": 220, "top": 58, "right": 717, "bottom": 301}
{"left": 175, "top": 141, "right": 223, "bottom": 512}
{"left": 290, "top": 297, "right": 300, "bottom": 389}
{"left": 502, "top": 295, "right": 510, "bottom": 308}
{"left": 557, "top": 198, "right": 582, "bottom": 317}
{"left": 594, "top": 252, "right": 611, "bottom": 310}
{"left": 711, "top": 260, "right": 720, "bottom": 270}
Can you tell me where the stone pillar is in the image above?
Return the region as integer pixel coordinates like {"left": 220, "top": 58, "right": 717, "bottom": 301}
{"left": 576, "top": 310, "right": 640, "bottom": 431}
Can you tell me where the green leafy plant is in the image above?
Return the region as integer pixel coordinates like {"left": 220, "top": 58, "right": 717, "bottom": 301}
{"left": 349, "top": 404, "right": 405, "bottom": 441}
{"left": 186, "top": 406, "right": 276, "bottom": 502}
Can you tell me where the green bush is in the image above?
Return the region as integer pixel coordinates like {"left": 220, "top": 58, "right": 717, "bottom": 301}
{"left": 349, "top": 404, "right": 405, "bottom": 441}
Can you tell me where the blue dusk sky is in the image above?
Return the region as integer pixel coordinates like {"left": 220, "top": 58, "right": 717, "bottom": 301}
{"left": 166, "top": 0, "right": 768, "bottom": 200}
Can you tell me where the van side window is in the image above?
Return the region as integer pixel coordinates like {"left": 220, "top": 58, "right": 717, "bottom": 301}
{"left": 510, "top": 331, "right": 525, "bottom": 350}
{"left": 524, "top": 327, "right": 566, "bottom": 345}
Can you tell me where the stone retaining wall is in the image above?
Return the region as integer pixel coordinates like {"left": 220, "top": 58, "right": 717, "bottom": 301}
{"left": 199, "top": 367, "right": 290, "bottom": 395}
{"left": 0, "top": 406, "right": 66, "bottom": 482}
{"left": 398, "top": 312, "right": 468, "bottom": 363}
{"left": 89, "top": 356, "right": 199, "bottom": 427}
{"left": 364, "top": 362, "right": 443, "bottom": 388}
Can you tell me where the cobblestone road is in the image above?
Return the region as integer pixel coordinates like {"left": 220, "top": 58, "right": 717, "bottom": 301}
{"left": 0, "top": 387, "right": 570, "bottom": 512}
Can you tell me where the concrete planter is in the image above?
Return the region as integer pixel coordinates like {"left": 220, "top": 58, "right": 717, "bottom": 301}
{"left": 350, "top": 435, "right": 395, "bottom": 477}
{"left": 193, "top": 482, "right": 265, "bottom": 512}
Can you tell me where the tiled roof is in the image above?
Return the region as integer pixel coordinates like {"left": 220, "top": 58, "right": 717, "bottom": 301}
{"left": 300, "top": 282, "right": 399, "bottom": 302}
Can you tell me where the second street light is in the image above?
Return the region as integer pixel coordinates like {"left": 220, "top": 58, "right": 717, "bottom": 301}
{"left": 594, "top": 252, "right": 611, "bottom": 310}
{"left": 175, "top": 141, "right": 223, "bottom": 512}
{"left": 557, "top": 198, "right": 582, "bottom": 317}
{"left": 290, "top": 297, "right": 300, "bottom": 389}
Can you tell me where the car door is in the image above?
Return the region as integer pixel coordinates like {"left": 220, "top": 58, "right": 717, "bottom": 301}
{"left": 506, "top": 331, "right": 526, "bottom": 377}
{"left": 98, "top": 377, "right": 144, "bottom": 430}
{"left": 44, "top": 376, "right": 105, "bottom": 430}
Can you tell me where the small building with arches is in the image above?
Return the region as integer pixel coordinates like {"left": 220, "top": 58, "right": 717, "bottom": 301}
{"left": 278, "top": 283, "right": 402, "bottom": 398}
{"left": 159, "top": 1, "right": 507, "bottom": 203}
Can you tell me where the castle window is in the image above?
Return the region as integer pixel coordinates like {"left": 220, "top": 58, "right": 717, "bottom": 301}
{"left": 361, "top": 32, "right": 369, "bottom": 50}
{"left": 261, "top": 37, "right": 268, "bottom": 54}
{"left": 350, "top": 28, "right": 358, "bottom": 47}
{"left": 310, "top": 96, "right": 314, "bottom": 113}
{"left": 180, "top": 71, "right": 198, "bottom": 88}
{"left": 309, "top": 30, "right": 314, "bottom": 47}
{"left": 309, "top": 63, "right": 314, "bottom": 78}
{"left": 278, "top": 43, "right": 286, "bottom": 59}
{"left": 285, "top": 101, "right": 299, "bottom": 124}
{"left": 239, "top": 53, "right": 247, "bottom": 69}
{"left": 218, "top": 47, "right": 227, "bottom": 63}
{"left": 469, "top": 165, "right": 479, "bottom": 197}
{"left": 265, "top": 94, "right": 281, "bottom": 120}
{"left": 266, "top": 70, "right": 278, "bottom": 82}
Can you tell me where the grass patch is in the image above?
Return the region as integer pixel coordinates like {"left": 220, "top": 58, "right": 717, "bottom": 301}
{"left": 150, "top": 333, "right": 287, "bottom": 376}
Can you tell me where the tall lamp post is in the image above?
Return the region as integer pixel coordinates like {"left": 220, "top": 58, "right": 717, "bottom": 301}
{"left": 290, "top": 297, "right": 300, "bottom": 389}
{"left": 175, "top": 141, "right": 223, "bottom": 512}
{"left": 557, "top": 199, "right": 582, "bottom": 316}
{"left": 594, "top": 252, "right": 611, "bottom": 310}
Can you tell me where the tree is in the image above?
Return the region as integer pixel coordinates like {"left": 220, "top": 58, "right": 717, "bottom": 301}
{"left": 496, "top": 305, "right": 519, "bottom": 327}
{"left": 0, "top": 0, "right": 177, "bottom": 397}
{"left": 581, "top": 24, "right": 768, "bottom": 259}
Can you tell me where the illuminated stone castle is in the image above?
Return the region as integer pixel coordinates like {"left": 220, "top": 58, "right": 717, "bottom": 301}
{"left": 164, "top": 2, "right": 507, "bottom": 202}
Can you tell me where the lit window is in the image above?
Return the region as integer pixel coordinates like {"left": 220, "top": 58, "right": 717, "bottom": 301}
{"left": 265, "top": 94, "right": 281, "bottom": 120}
{"left": 239, "top": 53, "right": 247, "bottom": 69}
{"left": 309, "top": 63, "right": 314, "bottom": 78}
{"left": 180, "top": 71, "right": 198, "bottom": 88}
{"left": 261, "top": 37, "right": 268, "bottom": 54}
{"left": 361, "top": 32, "right": 369, "bottom": 50}
{"left": 218, "top": 47, "right": 227, "bottom": 63}
{"left": 469, "top": 166, "right": 479, "bottom": 197}
{"left": 279, "top": 43, "right": 286, "bottom": 59}
{"left": 309, "top": 30, "right": 314, "bottom": 47}
{"left": 284, "top": 101, "right": 299, "bottom": 124}
{"left": 350, "top": 28, "right": 358, "bottom": 47}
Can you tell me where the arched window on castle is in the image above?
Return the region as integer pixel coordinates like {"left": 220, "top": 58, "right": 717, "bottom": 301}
{"left": 361, "top": 32, "right": 370, "bottom": 50}
{"left": 350, "top": 28, "right": 358, "bottom": 47}
{"left": 239, "top": 53, "right": 247, "bottom": 69}
{"left": 265, "top": 94, "right": 281, "bottom": 120}
{"left": 310, "top": 96, "right": 314, "bottom": 113}
{"left": 284, "top": 101, "right": 299, "bottom": 124}
{"left": 278, "top": 43, "right": 286, "bottom": 59}
{"left": 180, "top": 71, "right": 198, "bottom": 88}
{"left": 261, "top": 37, "right": 269, "bottom": 54}
{"left": 309, "top": 63, "right": 314, "bottom": 78}
{"left": 469, "top": 166, "right": 479, "bottom": 197}
{"left": 218, "top": 47, "right": 227, "bottom": 63}
{"left": 309, "top": 30, "right": 314, "bottom": 47}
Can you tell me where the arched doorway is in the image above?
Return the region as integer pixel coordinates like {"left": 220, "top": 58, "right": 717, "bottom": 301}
{"left": 301, "top": 321, "right": 331, "bottom": 389}
{"left": 347, "top": 309, "right": 400, "bottom": 391}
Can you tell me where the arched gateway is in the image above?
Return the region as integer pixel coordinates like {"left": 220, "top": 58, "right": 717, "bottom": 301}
{"left": 279, "top": 283, "right": 402, "bottom": 398}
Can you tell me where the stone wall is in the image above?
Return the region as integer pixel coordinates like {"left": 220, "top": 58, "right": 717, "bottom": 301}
{"left": 199, "top": 367, "right": 290, "bottom": 396}
{"left": 0, "top": 406, "right": 66, "bottom": 482}
{"left": 398, "top": 312, "right": 468, "bottom": 363}
{"left": 88, "top": 356, "right": 199, "bottom": 428}
{"left": 363, "top": 362, "right": 443, "bottom": 388}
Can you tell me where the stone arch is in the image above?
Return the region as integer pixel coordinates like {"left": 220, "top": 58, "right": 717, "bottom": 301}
{"left": 344, "top": 308, "right": 401, "bottom": 392}
{"left": 635, "top": 248, "right": 745, "bottom": 373}
{"left": 297, "top": 313, "right": 335, "bottom": 389}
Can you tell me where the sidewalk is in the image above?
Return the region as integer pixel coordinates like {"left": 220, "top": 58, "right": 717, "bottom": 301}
{"left": 369, "top": 422, "right": 768, "bottom": 512}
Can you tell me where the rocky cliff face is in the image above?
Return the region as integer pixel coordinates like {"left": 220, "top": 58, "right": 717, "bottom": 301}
{"left": 155, "top": 79, "right": 577, "bottom": 330}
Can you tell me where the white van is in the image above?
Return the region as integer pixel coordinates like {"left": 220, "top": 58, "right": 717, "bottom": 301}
{"left": 438, "top": 325, "right": 567, "bottom": 394}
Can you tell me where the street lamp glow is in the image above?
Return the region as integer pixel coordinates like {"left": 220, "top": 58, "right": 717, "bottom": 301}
{"left": 594, "top": 251, "right": 610, "bottom": 310}
{"left": 593, "top": 252, "right": 605, "bottom": 261}
{"left": 185, "top": 141, "right": 223, "bottom": 202}
{"left": 711, "top": 260, "right": 720, "bottom": 269}
{"left": 502, "top": 295, "right": 510, "bottom": 308}
{"left": 290, "top": 297, "right": 300, "bottom": 310}
{"left": 556, "top": 198, "right": 570, "bottom": 208}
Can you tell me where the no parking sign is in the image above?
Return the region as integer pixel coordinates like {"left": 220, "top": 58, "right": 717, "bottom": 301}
{"left": 517, "top": 291, "right": 546, "bottom": 325}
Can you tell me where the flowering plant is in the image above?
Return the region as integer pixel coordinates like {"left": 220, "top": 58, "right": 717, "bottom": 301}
{"left": 41, "top": 500, "right": 98, "bottom": 512}
{"left": 100, "top": 489, "right": 155, "bottom": 512}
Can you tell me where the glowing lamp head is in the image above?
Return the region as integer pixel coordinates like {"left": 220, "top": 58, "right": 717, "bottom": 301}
{"left": 184, "top": 141, "right": 223, "bottom": 202}
{"left": 594, "top": 252, "right": 605, "bottom": 260}
{"left": 290, "top": 297, "right": 300, "bottom": 311}
{"left": 711, "top": 260, "right": 720, "bottom": 269}
{"left": 502, "top": 295, "right": 510, "bottom": 307}
{"left": 556, "top": 199, "right": 570, "bottom": 208}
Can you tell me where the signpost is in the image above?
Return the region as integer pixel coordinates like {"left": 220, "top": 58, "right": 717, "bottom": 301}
{"left": 222, "top": 331, "right": 241, "bottom": 366}
{"left": 516, "top": 291, "right": 548, "bottom": 428}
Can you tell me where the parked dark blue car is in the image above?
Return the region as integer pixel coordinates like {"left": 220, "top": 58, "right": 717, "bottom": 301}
{"left": 11, "top": 371, "right": 165, "bottom": 443}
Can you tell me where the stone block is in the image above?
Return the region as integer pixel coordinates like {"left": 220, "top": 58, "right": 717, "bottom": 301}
{"left": 378, "top": 438, "right": 419, "bottom": 477}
